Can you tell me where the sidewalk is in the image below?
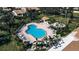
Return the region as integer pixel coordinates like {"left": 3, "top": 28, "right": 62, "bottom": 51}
{"left": 49, "top": 31, "right": 77, "bottom": 51}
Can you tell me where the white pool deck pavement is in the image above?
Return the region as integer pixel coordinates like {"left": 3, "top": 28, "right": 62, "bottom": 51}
{"left": 18, "top": 22, "right": 54, "bottom": 43}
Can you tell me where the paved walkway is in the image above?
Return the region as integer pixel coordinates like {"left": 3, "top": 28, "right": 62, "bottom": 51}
{"left": 49, "top": 31, "right": 77, "bottom": 51}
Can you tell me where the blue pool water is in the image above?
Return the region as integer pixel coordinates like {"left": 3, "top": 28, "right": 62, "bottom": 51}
{"left": 26, "top": 24, "right": 46, "bottom": 39}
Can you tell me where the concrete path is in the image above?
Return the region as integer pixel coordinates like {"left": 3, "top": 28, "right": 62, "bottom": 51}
{"left": 49, "top": 31, "right": 77, "bottom": 51}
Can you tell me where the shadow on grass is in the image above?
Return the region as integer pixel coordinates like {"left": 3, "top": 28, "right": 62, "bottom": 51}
{"left": 0, "top": 39, "right": 12, "bottom": 46}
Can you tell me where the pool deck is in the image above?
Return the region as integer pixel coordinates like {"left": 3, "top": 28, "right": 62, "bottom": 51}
{"left": 17, "top": 22, "right": 54, "bottom": 43}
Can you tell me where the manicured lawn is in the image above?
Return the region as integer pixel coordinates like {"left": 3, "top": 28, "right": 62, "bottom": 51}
{"left": 0, "top": 13, "right": 79, "bottom": 51}
{"left": 0, "top": 36, "right": 23, "bottom": 51}
{"left": 0, "top": 39, "right": 17, "bottom": 51}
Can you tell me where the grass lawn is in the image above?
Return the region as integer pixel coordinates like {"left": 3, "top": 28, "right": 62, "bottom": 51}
{"left": 0, "top": 14, "right": 79, "bottom": 51}
{"left": 0, "top": 31, "right": 22, "bottom": 51}
{"left": 0, "top": 39, "right": 17, "bottom": 51}
{"left": 0, "top": 36, "right": 23, "bottom": 51}
{"left": 73, "top": 13, "right": 79, "bottom": 16}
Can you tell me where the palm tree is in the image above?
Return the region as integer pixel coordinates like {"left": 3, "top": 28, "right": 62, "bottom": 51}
{"left": 64, "top": 7, "right": 69, "bottom": 25}
{"left": 64, "top": 7, "right": 74, "bottom": 25}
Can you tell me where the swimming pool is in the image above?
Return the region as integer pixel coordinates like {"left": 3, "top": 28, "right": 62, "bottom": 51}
{"left": 26, "top": 24, "right": 46, "bottom": 39}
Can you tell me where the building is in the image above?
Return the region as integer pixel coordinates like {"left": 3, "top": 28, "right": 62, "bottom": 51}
{"left": 12, "top": 7, "right": 40, "bottom": 16}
